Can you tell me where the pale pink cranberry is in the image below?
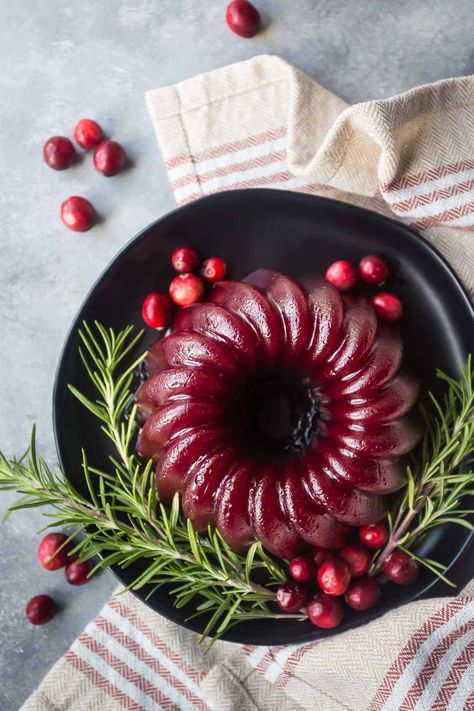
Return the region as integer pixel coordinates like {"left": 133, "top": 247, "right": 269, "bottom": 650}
{"left": 142, "top": 293, "right": 173, "bottom": 329}
{"left": 225, "top": 0, "right": 260, "bottom": 38}
{"left": 325, "top": 260, "right": 358, "bottom": 291}
{"left": 359, "top": 523, "right": 388, "bottom": 550}
{"left": 43, "top": 136, "right": 75, "bottom": 170}
{"left": 317, "top": 557, "right": 351, "bottom": 596}
{"left": 359, "top": 255, "right": 389, "bottom": 286}
{"left": 307, "top": 593, "right": 344, "bottom": 629}
{"left": 73, "top": 118, "right": 103, "bottom": 149}
{"left": 345, "top": 577, "right": 382, "bottom": 611}
{"left": 60, "top": 196, "right": 97, "bottom": 232}
{"left": 38, "top": 532, "right": 71, "bottom": 571}
{"left": 383, "top": 551, "right": 419, "bottom": 585}
{"left": 26, "top": 595, "right": 57, "bottom": 625}
{"left": 169, "top": 274, "right": 205, "bottom": 306}
{"left": 371, "top": 293, "right": 403, "bottom": 322}
{"left": 93, "top": 140, "right": 127, "bottom": 176}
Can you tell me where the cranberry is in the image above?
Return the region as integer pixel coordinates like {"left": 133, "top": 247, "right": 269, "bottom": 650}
{"left": 288, "top": 557, "right": 315, "bottom": 583}
{"left": 371, "top": 292, "right": 403, "bottom": 322}
{"left": 60, "top": 196, "right": 97, "bottom": 232}
{"left": 201, "top": 257, "right": 227, "bottom": 283}
{"left": 225, "top": 0, "right": 260, "bottom": 38}
{"left": 172, "top": 246, "right": 200, "bottom": 274}
{"left": 43, "top": 136, "right": 75, "bottom": 170}
{"left": 325, "top": 260, "right": 358, "bottom": 291}
{"left": 65, "top": 559, "right": 93, "bottom": 586}
{"left": 142, "top": 293, "right": 173, "bottom": 329}
{"left": 359, "top": 255, "right": 389, "bottom": 286}
{"left": 307, "top": 592, "right": 344, "bottom": 629}
{"left": 359, "top": 523, "right": 388, "bottom": 550}
{"left": 169, "top": 273, "right": 205, "bottom": 307}
{"left": 312, "top": 546, "right": 332, "bottom": 567}
{"left": 317, "top": 557, "right": 351, "bottom": 596}
{"left": 26, "top": 595, "right": 56, "bottom": 625}
{"left": 383, "top": 551, "right": 419, "bottom": 585}
{"left": 340, "top": 544, "right": 372, "bottom": 577}
{"left": 93, "top": 140, "right": 127, "bottom": 176}
{"left": 276, "top": 581, "right": 307, "bottom": 613}
{"left": 38, "top": 532, "right": 71, "bottom": 571}
{"left": 345, "top": 577, "right": 382, "bottom": 611}
{"left": 73, "top": 118, "right": 103, "bottom": 149}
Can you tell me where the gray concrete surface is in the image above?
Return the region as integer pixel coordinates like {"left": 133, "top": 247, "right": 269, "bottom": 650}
{"left": 0, "top": 1, "right": 472, "bottom": 708}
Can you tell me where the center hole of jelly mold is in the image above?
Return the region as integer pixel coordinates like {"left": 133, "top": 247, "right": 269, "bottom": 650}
{"left": 238, "top": 373, "right": 320, "bottom": 455}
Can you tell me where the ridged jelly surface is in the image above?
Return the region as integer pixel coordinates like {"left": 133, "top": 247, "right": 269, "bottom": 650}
{"left": 136, "top": 270, "right": 421, "bottom": 557}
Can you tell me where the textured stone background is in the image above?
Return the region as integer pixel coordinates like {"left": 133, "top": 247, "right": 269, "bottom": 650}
{"left": 0, "top": 1, "right": 472, "bottom": 708}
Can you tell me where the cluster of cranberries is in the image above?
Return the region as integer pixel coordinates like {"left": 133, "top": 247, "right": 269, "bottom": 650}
{"left": 325, "top": 255, "right": 403, "bottom": 322}
{"left": 43, "top": 118, "right": 128, "bottom": 233}
{"left": 25, "top": 532, "right": 94, "bottom": 626}
{"left": 276, "top": 523, "right": 419, "bottom": 629}
{"left": 142, "top": 246, "right": 228, "bottom": 330}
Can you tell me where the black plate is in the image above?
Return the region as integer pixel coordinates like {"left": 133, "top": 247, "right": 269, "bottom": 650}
{"left": 53, "top": 189, "right": 474, "bottom": 646}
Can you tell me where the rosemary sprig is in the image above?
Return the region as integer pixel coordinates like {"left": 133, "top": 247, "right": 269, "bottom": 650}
{"left": 1, "top": 321, "right": 473, "bottom": 643}
{"left": 371, "top": 357, "right": 474, "bottom": 581}
{"left": 0, "top": 322, "right": 292, "bottom": 647}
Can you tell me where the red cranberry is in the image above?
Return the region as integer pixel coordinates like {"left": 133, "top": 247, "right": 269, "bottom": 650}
{"left": 26, "top": 595, "right": 56, "bottom": 625}
{"left": 307, "top": 592, "right": 344, "bottom": 629}
{"left": 93, "top": 140, "right": 127, "bottom": 176}
{"left": 169, "top": 273, "right": 205, "bottom": 307}
{"left": 317, "top": 557, "right": 351, "bottom": 596}
{"left": 142, "top": 293, "right": 173, "bottom": 329}
{"left": 359, "top": 255, "right": 389, "bottom": 286}
{"left": 65, "top": 559, "right": 93, "bottom": 586}
{"left": 312, "top": 546, "right": 332, "bottom": 567}
{"left": 43, "top": 136, "right": 75, "bottom": 170}
{"left": 60, "top": 196, "right": 97, "bottom": 232}
{"left": 276, "top": 581, "right": 307, "bottom": 613}
{"left": 201, "top": 257, "right": 227, "bottom": 283}
{"left": 172, "top": 246, "right": 200, "bottom": 274}
{"left": 73, "top": 118, "right": 103, "bottom": 149}
{"left": 225, "top": 0, "right": 260, "bottom": 38}
{"left": 325, "top": 260, "right": 358, "bottom": 291}
{"left": 340, "top": 544, "right": 372, "bottom": 577}
{"left": 371, "top": 292, "right": 403, "bottom": 322}
{"left": 359, "top": 523, "right": 388, "bottom": 550}
{"left": 38, "top": 532, "right": 71, "bottom": 571}
{"left": 383, "top": 551, "right": 419, "bottom": 585}
{"left": 345, "top": 577, "right": 382, "bottom": 611}
{"left": 288, "top": 557, "right": 315, "bottom": 583}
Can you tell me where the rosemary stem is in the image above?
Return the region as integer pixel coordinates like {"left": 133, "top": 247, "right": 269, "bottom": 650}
{"left": 371, "top": 480, "right": 436, "bottom": 575}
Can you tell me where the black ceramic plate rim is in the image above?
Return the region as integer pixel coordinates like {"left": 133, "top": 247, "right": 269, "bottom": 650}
{"left": 53, "top": 189, "right": 474, "bottom": 645}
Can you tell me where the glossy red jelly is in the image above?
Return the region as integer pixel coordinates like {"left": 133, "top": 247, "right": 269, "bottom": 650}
{"left": 136, "top": 270, "right": 421, "bottom": 557}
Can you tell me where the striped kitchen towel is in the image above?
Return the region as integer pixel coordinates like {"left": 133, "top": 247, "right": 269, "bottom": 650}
{"left": 146, "top": 55, "right": 474, "bottom": 292}
{"left": 21, "top": 55, "right": 474, "bottom": 711}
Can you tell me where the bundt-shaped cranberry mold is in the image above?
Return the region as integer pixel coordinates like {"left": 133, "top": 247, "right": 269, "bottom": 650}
{"left": 136, "top": 270, "right": 421, "bottom": 558}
